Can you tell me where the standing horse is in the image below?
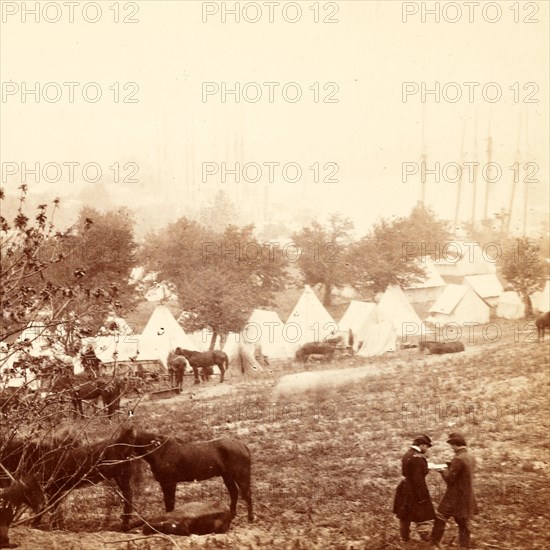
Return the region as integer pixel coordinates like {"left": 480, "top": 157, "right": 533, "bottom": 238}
{"left": 131, "top": 429, "right": 253, "bottom": 522}
{"left": 0, "top": 426, "right": 136, "bottom": 531}
{"left": 48, "top": 374, "right": 124, "bottom": 417}
{"left": 536, "top": 311, "right": 550, "bottom": 342}
{"left": 166, "top": 352, "right": 189, "bottom": 392}
{"left": 1, "top": 475, "right": 46, "bottom": 549}
{"left": 175, "top": 349, "right": 228, "bottom": 384}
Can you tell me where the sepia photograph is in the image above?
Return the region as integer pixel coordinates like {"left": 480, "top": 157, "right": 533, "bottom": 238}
{"left": 0, "top": 1, "right": 549, "bottom": 548}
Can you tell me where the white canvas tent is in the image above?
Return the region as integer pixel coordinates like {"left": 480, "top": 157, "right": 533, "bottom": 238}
{"left": 225, "top": 341, "right": 264, "bottom": 375}
{"left": 403, "top": 258, "right": 446, "bottom": 304}
{"left": 496, "top": 291, "right": 525, "bottom": 320}
{"left": 464, "top": 274, "right": 504, "bottom": 307}
{"left": 429, "top": 284, "right": 490, "bottom": 325}
{"left": 82, "top": 335, "right": 140, "bottom": 364}
{"left": 356, "top": 321, "right": 396, "bottom": 357}
{"left": 531, "top": 280, "right": 550, "bottom": 313}
{"left": 337, "top": 301, "right": 378, "bottom": 350}
{"left": 139, "top": 305, "right": 199, "bottom": 366}
{"left": 377, "top": 285, "right": 423, "bottom": 337}
{"left": 242, "top": 309, "right": 291, "bottom": 359}
{"left": 284, "top": 285, "right": 337, "bottom": 352}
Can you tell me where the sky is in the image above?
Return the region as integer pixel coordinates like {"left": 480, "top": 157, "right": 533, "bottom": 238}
{"left": 1, "top": 0, "right": 548, "bottom": 238}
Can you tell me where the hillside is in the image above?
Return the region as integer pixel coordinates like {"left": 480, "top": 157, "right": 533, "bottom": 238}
{"left": 8, "top": 329, "right": 550, "bottom": 549}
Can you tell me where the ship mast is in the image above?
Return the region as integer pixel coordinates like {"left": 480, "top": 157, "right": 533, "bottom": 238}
{"left": 506, "top": 111, "right": 522, "bottom": 234}
{"left": 453, "top": 115, "right": 467, "bottom": 230}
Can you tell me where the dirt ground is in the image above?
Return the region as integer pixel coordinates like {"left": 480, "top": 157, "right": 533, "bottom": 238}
{"left": 8, "top": 327, "right": 550, "bottom": 549}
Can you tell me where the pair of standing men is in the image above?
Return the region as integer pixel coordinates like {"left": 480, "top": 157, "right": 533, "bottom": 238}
{"left": 393, "top": 433, "right": 478, "bottom": 548}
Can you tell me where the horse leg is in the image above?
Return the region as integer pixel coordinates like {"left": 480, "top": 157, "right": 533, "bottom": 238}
{"left": 115, "top": 471, "right": 133, "bottom": 531}
{"left": 160, "top": 480, "right": 177, "bottom": 512}
{"left": 219, "top": 361, "right": 226, "bottom": 383}
{"left": 192, "top": 367, "right": 200, "bottom": 385}
{"left": 222, "top": 475, "right": 239, "bottom": 519}
{"left": 236, "top": 476, "right": 254, "bottom": 522}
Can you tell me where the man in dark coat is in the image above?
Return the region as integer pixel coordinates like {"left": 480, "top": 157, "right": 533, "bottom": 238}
{"left": 431, "top": 433, "right": 478, "bottom": 548}
{"left": 393, "top": 434, "right": 436, "bottom": 544}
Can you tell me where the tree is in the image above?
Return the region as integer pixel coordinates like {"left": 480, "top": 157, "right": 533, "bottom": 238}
{"left": 349, "top": 205, "right": 451, "bottom": 296}
{"left": 500, "top": 237, "right": 548, "bottom": 317}
{"left": 1, "top": 187, "right": 137, "bottom": 355}
{"left": 197, "top": 190, "right": 240, "bottom": 232}
{"left": 140, "top": 220, "right": 287, "bottom": 348}
{"left": 291, "top": 213, "right": 355, "bottom": 305}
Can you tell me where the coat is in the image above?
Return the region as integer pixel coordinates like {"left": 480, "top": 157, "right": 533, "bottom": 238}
{"left": 393, "top": 448, "right": 435, "bottom": 522}
{"left": 438, "top": 447, "right": 478, "bottom": 518}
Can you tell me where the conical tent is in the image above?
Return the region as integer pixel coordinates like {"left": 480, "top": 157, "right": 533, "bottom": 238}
{"left": 496, "top": 291, "right": 525, "bottom": 320}
{"left": 284, "top": 285, "right": 337, "bottom": 352}
{"left": 224, "top": 338, "right": 263, "bottom": 375}
{"left": 377, "top": 285, "right": 423, "bottom": 337}
{"left": 139, "top": 305, "right": 199, "bottom": 366}
{"left": 337, "top": 301, "right": 378, "bottom": 350}
{"left": 242, "top": 309, "right": 291, "bottom": 359}
{"left": 356, "top": 321, "right": 396, "bottom": 357}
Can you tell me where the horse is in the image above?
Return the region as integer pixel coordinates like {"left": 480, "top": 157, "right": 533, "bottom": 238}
{"left": 0, "top": 475, "right": 46, "bottom": 549}
{"left": 131, "top": 429, "right": 253, "bottom": 522}
{"left": 48, "top": 373, "right": 125, "bottom": 418}
{"left": 295, "top": 342, "right": 335, "bottom": 363}
{"left": 166, "top": 352, "right": 189, "bottom": 392}
{"left": 418, "top": 341, "right": 464, "bottom": 354}
{"left": 0, "top": 426, "right": 136, "bottom": 531}
{"left": 175, "top": 349, "right": 228, "bottom": 384}
{"left": 536, "top": 311, "right": 550, "bottom": 342}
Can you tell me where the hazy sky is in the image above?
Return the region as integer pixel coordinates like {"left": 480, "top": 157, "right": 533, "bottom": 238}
{"left": 1, "top": 0, "right": 548, "bottom": 236}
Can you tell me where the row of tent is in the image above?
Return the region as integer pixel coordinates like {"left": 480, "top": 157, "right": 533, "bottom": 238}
{"left": 4, "top": 277, "right": 549, "bottom": 370}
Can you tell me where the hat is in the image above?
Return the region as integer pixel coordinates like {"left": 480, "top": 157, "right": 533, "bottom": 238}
{"left": 413, "top": 434, "right": 433, "bottom": 447}
{"left": 447, "top": 433, "right": 467, "bottom": 446}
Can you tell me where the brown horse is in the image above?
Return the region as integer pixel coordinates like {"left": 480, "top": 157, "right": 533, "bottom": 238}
{"left": 0, "top": 426, "right": 136, "bottom": 531}
{"left": 536, "top": 311, "right": 550, "bottom": 342}
{"left": 131, "top": 429, "right": 253, "bottom": 522}
{"left": 166, "top": 352, "right": 189, "bottom": 391}
{"left": 1, "top": 475, "right": 46, "bottom": 549}
{"left": 175, "top": 349, "right": 228, "bottom": 384}
{"left": 48, "top": 373, "right": 124, "bottom": 417}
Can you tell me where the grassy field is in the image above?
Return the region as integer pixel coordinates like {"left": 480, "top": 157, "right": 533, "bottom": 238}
{"left": 9, "top": 327, "right": 550, "bottom": 549}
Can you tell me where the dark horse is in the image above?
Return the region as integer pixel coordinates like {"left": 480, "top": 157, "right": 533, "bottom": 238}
{"left": 418, "top": 341, "right": 465, "bottom": 354}
{"left": 295, "top": 342, "right": 336, "bottom": 363}
{"left": 49, "top": 373, "right": 125, "bottom": 417}
{"left": 166, "top": 352, "right": 189, "bottom": 392}
{"left": 175, "top": 349, "right": 228, "bottom": 384}
{"left": 536, "top": 311, "right": 550, "bottom": 342}
{"left": 131, "top": 429, "right": 253, "bottom": 522}
{"left": 0, "top": 426, "right": 136, "bottom": 531}
{"left": 1, "top": 475, "right": 46, "bottom": 549}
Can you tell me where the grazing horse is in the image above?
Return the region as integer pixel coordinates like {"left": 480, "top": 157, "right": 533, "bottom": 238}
{"left": 0, "top": 426, "right": 136, "bottom": 531}
{"left": 167, "top": 352, "right": 189, "bottom": 391}
{"left": 175, "top": 349, "right": 228, "bottom": 384}
{"left": 295, "top": 342, "right": 335, "bottom": 363}
{"left": 1, "top": 475, "right": 46, "bottom": 549}
{"left": 418, "top": 341, "right": 465, "bottom": 354}
{"left": 131, "top": 430, "right": 253, "bottom": 522}
{"left": 49, "top": 374, "right": 124, "bottom": 417}
{"left": 536, "top": 311, "right": 550, "bottom": 342}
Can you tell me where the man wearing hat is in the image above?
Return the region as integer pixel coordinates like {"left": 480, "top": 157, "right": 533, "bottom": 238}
{"left": 393, "top": 434, "right": 436, "bottom": 544}
{"left": 431, "top": 433, "right": 478, "bottom": 548}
